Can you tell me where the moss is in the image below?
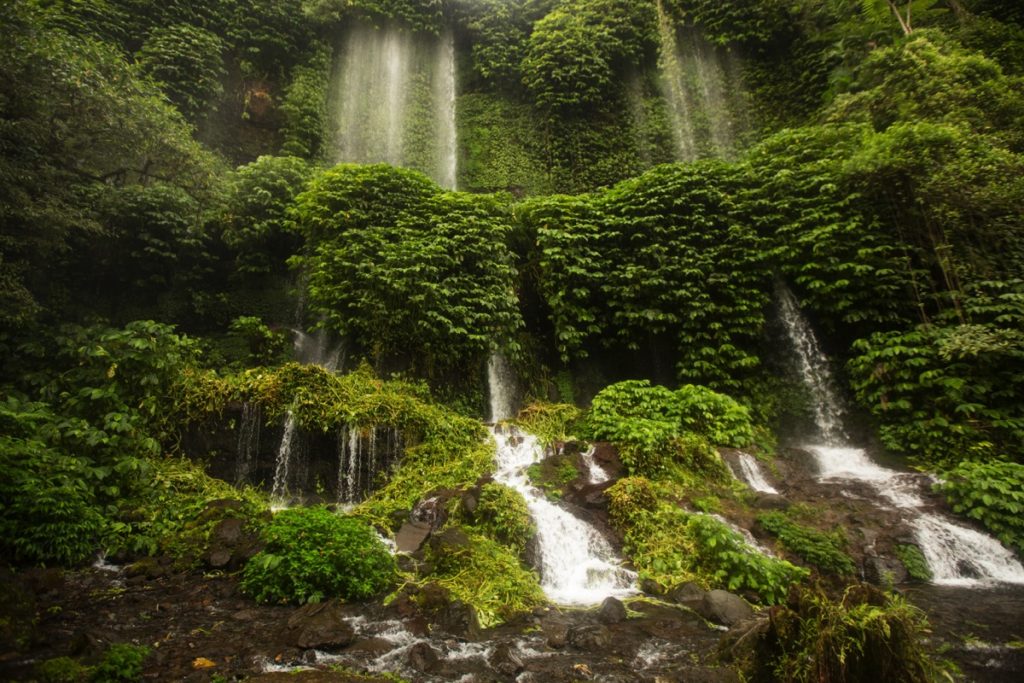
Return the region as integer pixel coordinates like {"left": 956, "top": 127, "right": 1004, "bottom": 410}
{"left": 463, "top": 482, "right": 535, "bottom": 555}
{"left": 895, "top": 544, "right": 933, "bottom": 582}
{"left": 757, "top": 511, "right": 856, "bottom": 577}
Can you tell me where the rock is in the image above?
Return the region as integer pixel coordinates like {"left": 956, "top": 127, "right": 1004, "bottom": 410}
{"left": 718, "top": 614, "right": 771, "bottom": 664}
{"left": 207, "top": 549, "right": 233, "bottom": 569}
{"left": 428, "top": 527, "right": 472, "bottom": 556}
{"left": 125, "top": 557, "right": 167, "bottom": 580}
{"left": 542, "top": 616, "right": 570, "bottom": 649}
{"left": 864, "top": 556, "right": 908, "bottom": 586}
{"left": 568, "top": 624, "right": 611, "bottom": 651}
{"left": 461, "top": 490, "right": 479, "bottom": 516}
{"left": 640, "top": 578, "right": 665, "bottom": 596}
{"left": 407, "top": 641, "right": 441, "bottom": 673}
{"left": 394, "top": 520, "right": 432, "bottom": 554}
{"left": 700, "top": 590, "right": 754, "bottom": 627}
{"left": 489, "top": 642, "right": 524, "bottom": 676}
{"left": 668, "top": 582, "right": 706, "bottom": 607}
{"left": 196, "top": 498, "right": 244, "bottom": 523}
{"left": 597, "top": 597, "right": 627, "bottom": 624}
{"left": 437, "top": 600, "right": 482, "bottom": 641}
{"left": 282, "top": 601, "right": 355, "bottom": 650}
{"left": 204, "top": 516, "right": 260, "bottom": 570}
{"left": 751, "top": 493, "right": 788, "bottom": 510}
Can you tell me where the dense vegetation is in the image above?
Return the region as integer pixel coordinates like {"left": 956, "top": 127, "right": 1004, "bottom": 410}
{"left": 2, "top": 0, "right": 1023, "bottom": 678}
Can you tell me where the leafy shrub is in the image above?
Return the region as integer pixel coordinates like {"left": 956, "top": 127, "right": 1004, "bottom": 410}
{"left": 584, "top": 379, "right": 752, "bottom": 475}
{"left": 895, "top": 544, "right": 932, "bottom": 583}
{"left": 935, "top": 460, "right": 1024, "bottom": 554}
{"left": 514, "top": 401, "right": 581, "bottom": 447}
{"left": 241, "top": 507, "right": 395, "bottom": 604}
{"left": 607, "top": 478, "right": 806, "bottom": 604}
{"left": 467, "top": 483, "right": 535, "bottom": 554}
{"left": 425, "top": 530, "right": 544, "bottom": 628}
{"left": 90, "top": 643, "right": 149, "bottom": 683}
{"left": 137, "top": 24, "right": 225, "bottom": 120}
{"left": 0, "top": 434, "right": 104, "bottom": 566}
{"left": 35, "top": 656, "right": 89, "bottom": 683}
{"left": 736, "top": 585, "right": 948, "bottom": 683}
{"left": 758, "top": 511, "right": 856, "bottom": 576}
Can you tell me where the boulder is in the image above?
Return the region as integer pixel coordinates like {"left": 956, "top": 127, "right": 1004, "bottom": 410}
{"left": 567, "top": 624, "right": 612, "bottom": 651}
{"left": 597, "top": 597, "right": 627, "bottom": 624}
{"left": 668, "top": 581, "right": 706, "bottom": 608}
{"left": 489, "top": 642, "right": 524, "bottom": 676}
{"left": 394, "top": 520, "right": 432, "bottom": 554}
{"left": 406, "top": 641, "right": 441, "bottom": 673}
{"left": 282, "top": 601, "right": 355, "bottom": 650}
{"left": 700, "top": 590, "right": 754, "bottom": 627}
{"left": 542, "top": 616, "right": 570, "bottom": 649}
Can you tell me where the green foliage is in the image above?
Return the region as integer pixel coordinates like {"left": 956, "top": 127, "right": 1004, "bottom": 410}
{"left": 668, "top": 0, "right": 793, "bottom": 46}
{"left": 35, "top": 656, "right": 89, "bottom": 683}
{"left": 895, "top": 544, "right": 932, "bottom": 582}
{"left": 228, "top": 316, "right": 288, "bottom": 366}
{"left": 89, "top": 643, "right": 150, "bottom": 683}
{"left": 171, "top": 362, "right": 493, "bottom": 528}
{"left": 302, "top": 0, "right": 445, "bottom": 33}
{"left": 848, "top": 306, "right": 1024, "bottom": 463}
{"left": 456, "top": 93, "right": 550, "bottom": 195}
{"left": 294, "top": 165, "right": 524, "bottom": 374}
{"left": 465, "top": 483, "right": 535, "bottom": 554}
{"left": 738, "top": 584, "right": 948, "bottom": 683}
{"left": 935, "top": 459, "right": 1024, "bottom": 554}
{"left": 607, "top": 477, "right": 807, "bottom": 603}
{"left": 424, "top": 530, "right": 545, "bottom": 627}
{"left": 0, "top": 431, "right": 104, "bottom": 566}
{"left": 758, "top": 511, "right": 856, "bottom": 576}
{"left": 524, "top": 162, "right": 771, "bottom": 387}
{"left": 584, "top": 379, "right": 751, "bottom": 476}
{"left": 242, "top": 506, "right": 396, "bottom": 604}
{"left": 0, "top": 2, "right": 219, "bottom": 326}
{"left": 137, "top": 23, "right": 226, "bottom": 120}
{"left": 220, "top": 155, "right": 315, "bottom": 273}
{"left": 514, "top": 401, "right": 581, "bottom": 446}
{"left": 280, "top": 43, "right": 331, "bottom": 159}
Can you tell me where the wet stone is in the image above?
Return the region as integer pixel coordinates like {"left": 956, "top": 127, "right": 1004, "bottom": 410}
{"left": 282, "top": 601, "right": 355, "bottom": 650}
{"left": 598, "top": 596, "right": 627, "bottom": 624}
{"left": 568, "top": 624, "right": 612, "bottom": 651}
{"left": 700, "top": 590, "right": 754, "bottom": 627}
{"left": 407, "top": 641, "right": 441, "bottom": 672}
{"left": 489, "top": 642, "right": 524, "bottom": 676}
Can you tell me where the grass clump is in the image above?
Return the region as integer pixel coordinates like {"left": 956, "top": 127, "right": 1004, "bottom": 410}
{"left": 90, "top": 643, "right": 150, "bottom": 682}
{"left": 896, "top": 544, "right": 933, "bottom": 582}
{"left": 425, "top": 529, "right": 545, "bottom": 628}
{"left": 241, "top": 506, "right": 395, "bottom": 605}
{"left": 514, "top": 401, "right": 581, "bottom": 446}
{"left": 736, "top": 584, "right": 951, "bottom": 683}
{"left": 462, "top": 482, "right": 535, "bottom": 554}
{"left": 757, "top": 511, "right": 856, "bottom": 576}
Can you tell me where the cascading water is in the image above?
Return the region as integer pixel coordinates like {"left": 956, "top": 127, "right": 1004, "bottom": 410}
{"left": 332, "top": 23, "right": 457, "bottom": 188}
{"left": 492, "top": 426, "right": 636, "bottom": 604}
{"left": 487, "top": 351, "right": 517, "bottom": 423}
{"left": 655, "top": 1, "right": 748, "bottom": 161}
{"left": 580, "top": 446, "right": 610, "bottom": 485}
{"left": 777, "top": 283, "right": 1024, "bottom": 585}
{"left": 731, "top": 452, "right": 778, "bottom": 495}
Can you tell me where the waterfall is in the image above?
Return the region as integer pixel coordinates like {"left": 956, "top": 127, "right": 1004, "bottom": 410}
{"left": 580, "top": 446, "right": 610, "bottom": 485}
{"left": 337, "top": 425, "right": 403, "bottom": 505}
{"left": 775, "top": 283, "right": 847, "bottom": 445}
{"left": 292, "top": 328, "right": 342, "bottom": 371}
{"left": 492, "top": 426, "right": 636, "bottom": 605}
{"left": 777, "top": 284, "right": 1024, "bottom": 585}
{"left": 271, "top": 411, "right": 299, "bottom": 501}
{"left": 435, "top": 29, "right": 457, "bottom": 190}
{"left": 732, "top": 452, "right": 778, "bottom": 495}
{"left": 655, "top": 2, "right": 748, "bottom": 161}
{"left": 332, "top": 22, "right": 457, "bottom": 188}
{"left": 487, "top": 352, "right": 517, "bottom": 423}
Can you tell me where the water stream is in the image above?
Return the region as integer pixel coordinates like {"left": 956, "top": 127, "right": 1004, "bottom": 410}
{"left": 655, "top": 1, "right": 748, "bottom": 161}
{"left": 492, "top": 426, "right": 636, "bottom": 605}
{"left": 777, "top": 283, "right": 1024, "bottom": 585}
{"left": 731, "top": 452, "right": 778, "bottom": 495}
{"left": 486, "top": 351, "right": 517, "bottom": 424}
{"left": 332, "top": 23, "right": 457, "bottom": 188}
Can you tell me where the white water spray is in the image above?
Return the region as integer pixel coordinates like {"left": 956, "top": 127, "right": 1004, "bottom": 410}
{"left": 492, "top": 427, "right": 636, "bottom": 605}
{"left": 778, "top": 284, "right": 1024, "bottom": 585}
{"left": 580, "top": 446, "right": 610, "bottom": 485}
{"left": 487, "top": 352, "right": 517, "bottom": 423}
{"left": 332, "top": 22, "right": 457, "bottom": 188}
{"left": 732, "top": 452, "right": 778, "bottom": 495}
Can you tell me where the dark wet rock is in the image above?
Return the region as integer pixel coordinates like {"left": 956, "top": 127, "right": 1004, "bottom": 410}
{"left": 395, "top": 520, "right": 432, "bottom": 554}
{"left": 700, "top": 590, "right": 754, "bottom": 627}
{"left": 598, "top": 597, "right": 627, "bottom": 624}
{"left": 461, "top": 489, "right": 479, "bottom": 516}
{"left": 282, "top": 601, "right": 355, "bottom": 650}
{"left": 344, "top": 637, "right": 396, "bottom": 658}
{"left": 668, "top": 581, "right": 707, "bottom": 607}
{"left": 204, "top": 517, "right": 261, "bottom": 570}
{"left": 407, "top": 641, "right": 441, "bottom": 672}
{"left": 20, "top": 568, "right": 64, "bottom": 596}
{"left": 640, "top": 577, "right": 665, "bottom": 595}
{"left": 489, "top": 642, "right": 524, "bottom": 676}
{"left": 125, "top": 557, "right": 167, "bottom": 580}
{"left": 251, "top": 673, "right": 397, "bottom": 682}
{"left": 864, "top": 555, "right": 908, "bottom": 585}
{"left": 429, "top": 526, "right": 472, "bottom": 556}
{"left": 0, "top": 572, "right": 36, "bottom": 657}
{"left": 415, "top": 582, "right": 482, "bottom": 640}
{"left": 717, "top": 614, "right": 771, "bottom": 664}
{"left": 542, "top": 615, "right": 570, "bottom": 648}
{"left": 568, "top": 624, "right": 612, "bottom": 651}
{"left": 750, "top": 492, "right": 788, "bottom": 510}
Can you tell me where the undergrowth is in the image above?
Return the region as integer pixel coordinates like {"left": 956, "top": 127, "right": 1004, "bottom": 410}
{"left": 758, "top": 511, "right": 856, "bottom": 576}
